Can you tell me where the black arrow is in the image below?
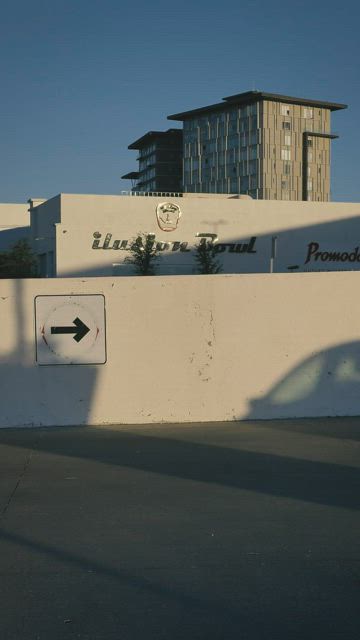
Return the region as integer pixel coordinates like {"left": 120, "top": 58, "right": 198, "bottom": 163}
{"left": 51, "top": 317, "right": 90, "bottom": 343}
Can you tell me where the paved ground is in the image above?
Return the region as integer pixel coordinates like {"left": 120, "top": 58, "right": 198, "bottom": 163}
{"left": 0, "top": 418, "right": 359, "bottom": 640}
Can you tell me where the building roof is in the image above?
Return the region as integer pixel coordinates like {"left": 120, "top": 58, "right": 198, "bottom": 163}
{"left": 168, "top": 90, "right": 347, "bottom": 121}
{"left": 128, "top": 128, "right": 182, "bottom": 150}
{"left": 121, "top": 171, "right": 139, "bottom": 180}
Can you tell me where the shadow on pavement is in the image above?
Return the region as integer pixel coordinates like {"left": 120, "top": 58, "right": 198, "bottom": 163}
{"left": 0, "top": 423, "right": 358, "bottom": 511}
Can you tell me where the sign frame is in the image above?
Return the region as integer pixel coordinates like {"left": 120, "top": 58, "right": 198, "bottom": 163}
{"left": 34, "top": 294, "right": 107, "bottom": 366}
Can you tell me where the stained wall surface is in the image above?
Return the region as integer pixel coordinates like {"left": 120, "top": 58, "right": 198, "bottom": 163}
{"left": 1, "top": 272, "right": 359, "bottom": 428}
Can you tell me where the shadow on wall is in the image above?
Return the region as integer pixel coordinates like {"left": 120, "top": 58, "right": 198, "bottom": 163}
{"left": 0, "top": 226, "right": 30, "bottom": 252}
{"left": 246, "top": 341, "right": 360, "bottom": 420}
{"left": 56, "top": 212, "right": 360, "bottom": 278}
{"left": 0, "top": 279, "right": 98, "bottom": 427}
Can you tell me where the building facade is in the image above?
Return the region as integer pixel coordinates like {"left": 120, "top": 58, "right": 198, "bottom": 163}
{"left": 28, "top": 192, "right": 360, "bottom": 278}
{"left": 122, "top": 129, "right": 182, "bottom": 194}
{"left": 168, "top": 90, "right": 347, "bottom": 201}
{"left": 0, "top": 203, "right": 30, "bottom": 252}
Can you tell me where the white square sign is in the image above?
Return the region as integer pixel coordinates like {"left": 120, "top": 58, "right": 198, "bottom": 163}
{"left": 35, "top": 295, "right": 106, "bottom": 365}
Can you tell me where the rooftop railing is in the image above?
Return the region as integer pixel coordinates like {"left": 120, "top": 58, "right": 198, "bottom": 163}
{"left": 120, "top": 191, "right": 183, "bottom": 198}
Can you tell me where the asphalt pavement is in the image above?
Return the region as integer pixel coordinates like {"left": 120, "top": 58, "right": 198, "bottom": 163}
{"left": 0, "top": 418, "right": 359, "bottom": 640}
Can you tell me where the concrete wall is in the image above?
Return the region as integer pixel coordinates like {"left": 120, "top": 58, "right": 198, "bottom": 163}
{"left": 30, "top": 193, "right": 360, "bottom": 277}
{"left": 1, "top": 272, "right": 360, "bottom": 428}
{"left": 0, "top": 203, "right": 30, "bottom": 251}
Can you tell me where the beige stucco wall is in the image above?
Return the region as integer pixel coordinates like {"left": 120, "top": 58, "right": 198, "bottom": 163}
{"left": 1, "top": 272, "right": 360, "bottom": 428}
{"left": 0, "top": 203, "right": 30, "bottom": 251}
{"left": 32, "top": 193, "right": 360, "bottom": 277}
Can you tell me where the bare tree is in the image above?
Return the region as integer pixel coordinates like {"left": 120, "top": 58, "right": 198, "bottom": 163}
{"left": 194, "top": 239, "right": 222, "bottom": 274}
{"left": 127, "top": 233, "right": 160, "bottom": 276}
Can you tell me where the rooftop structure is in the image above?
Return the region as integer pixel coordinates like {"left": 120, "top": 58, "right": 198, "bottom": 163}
{"left": 122, "top": 129, "right": 182, "bottom": 194}
{"left": 168, "top": 90, "right": 347, "bottom": 200}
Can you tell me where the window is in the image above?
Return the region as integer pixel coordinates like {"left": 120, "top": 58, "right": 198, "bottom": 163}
{"left": 281, "top": 148, "right": 291, "bottom": 160}
{"left": 281, "top": 104, "right": 290, "bottom": 116}
{"left": 249, "top": 160, "right": 257, "bottom": 174}
{"left": 230, "top": 177, "right": 238, "bottom": 192}
{"left": 240, "top": 132, "right": 249, "bottom": 146}
{"left": 240, "top": 148, "right": 247, "bottom": 161}
{"left": 285, "top": 134, "right": 291, "bottom": 146}
{"left": 283, "top": 162, "right": 291, "bottom": 175}
{"left": 228, "top": 134, "right": 239, "bottom": 149}
{"left": 249, "top": 145, "right": 258, "bottom": 159}
{"left": 307, "top": 179, "right": 313, "bottom": 191}
{"left": 308, "top": 150, "right": 313, "bottom": 162}
{"left": 303, "top": 108, "right": 313, "bottom": 118}
{"left": 241, "top": 176, "right": 249, "bottom": 190}
{"left": 306, "top": 138, "right": 313, "bottom": 147}
{"left": 240, "top": 118, "right": 249, "bottom": 132}
{"left": 229, "top": 121, "right": 238, "bottom": 134}
{"left": 282, "top": 121, "right": 291, "bottom": 130}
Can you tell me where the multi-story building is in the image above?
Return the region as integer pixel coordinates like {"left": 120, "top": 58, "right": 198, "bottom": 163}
{"left": 168, "top": 90, "right": 347, "bottom": 200}
{"left": 122, "top": 128, "right": 182, "bottom": 194}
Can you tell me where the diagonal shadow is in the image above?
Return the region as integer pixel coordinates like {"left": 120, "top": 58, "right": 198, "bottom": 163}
{"left": 0, "top": 427, "right": 359, "bottom": 510}
{"left": 0, "top": 527, "right": 245, "bottom": 622}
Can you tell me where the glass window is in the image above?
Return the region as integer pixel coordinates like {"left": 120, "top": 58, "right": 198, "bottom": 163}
{"left": 281, "top": 149, "right": 291, "bottom": 160}
{"left": 249, "top": 160, "right": 257, "bottom": 174}
{"left": 285, "top": 134, "right": 291, "bottom": 146}
{"left": 240, "top": 132, "right": 249, "bottom": 146}
{"left": 240, "top": 148, "right": 247, "bottom": 161}
{"left": 250, "top": 115, "right": 257, "bottom": 129}
{"left": 240, "top": 118, "right": 248, "bottom": 132}
{"left": 282, "top": 121, "right": 291, "bottom": 130}
{"left": 303, "top": 108, "right": 313, "bottom": 118}
{"left": 228, "top": 134, "right": 239, "bottom": 149}
{"left": 249, "top": 145, "right": 258, "bottom": 159}
{"left": 281, "top": 104, "right": 290, "bottom": 116}
{"left": 229, "top": 121, "right": 238, "bottom": 134}
{"left": 241, "top": 176, "right": 249, "bottom": 190}
{"left": 230, "top": 177, "right": 238, "bottom": 192}
{"left": 283, "top": 162, "right": 291, "bottom": 175}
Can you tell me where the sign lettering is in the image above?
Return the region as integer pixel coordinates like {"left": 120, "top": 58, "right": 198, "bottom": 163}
{"left": 305, "top": 241, "right": 360, "bottom": 264}
{"left": 92, "top": 232, "right": 258, "bottom": 256}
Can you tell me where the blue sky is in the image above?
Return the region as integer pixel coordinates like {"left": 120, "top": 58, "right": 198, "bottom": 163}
{"left": 1, "top": 0, "right": 359, "bottom": 202}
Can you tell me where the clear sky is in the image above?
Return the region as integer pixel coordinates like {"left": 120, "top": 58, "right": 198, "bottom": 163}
{"left": 1, "top": 0, "right": 359, "bottom": 203}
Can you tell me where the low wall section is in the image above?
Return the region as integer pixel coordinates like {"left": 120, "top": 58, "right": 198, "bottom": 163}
{"left": 1, "top": 273, "right": 359, "bottom": 427}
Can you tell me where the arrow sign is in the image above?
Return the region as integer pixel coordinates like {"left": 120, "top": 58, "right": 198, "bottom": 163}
{"left": 51, "top": 317, "right": 90, "bottom": 343}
